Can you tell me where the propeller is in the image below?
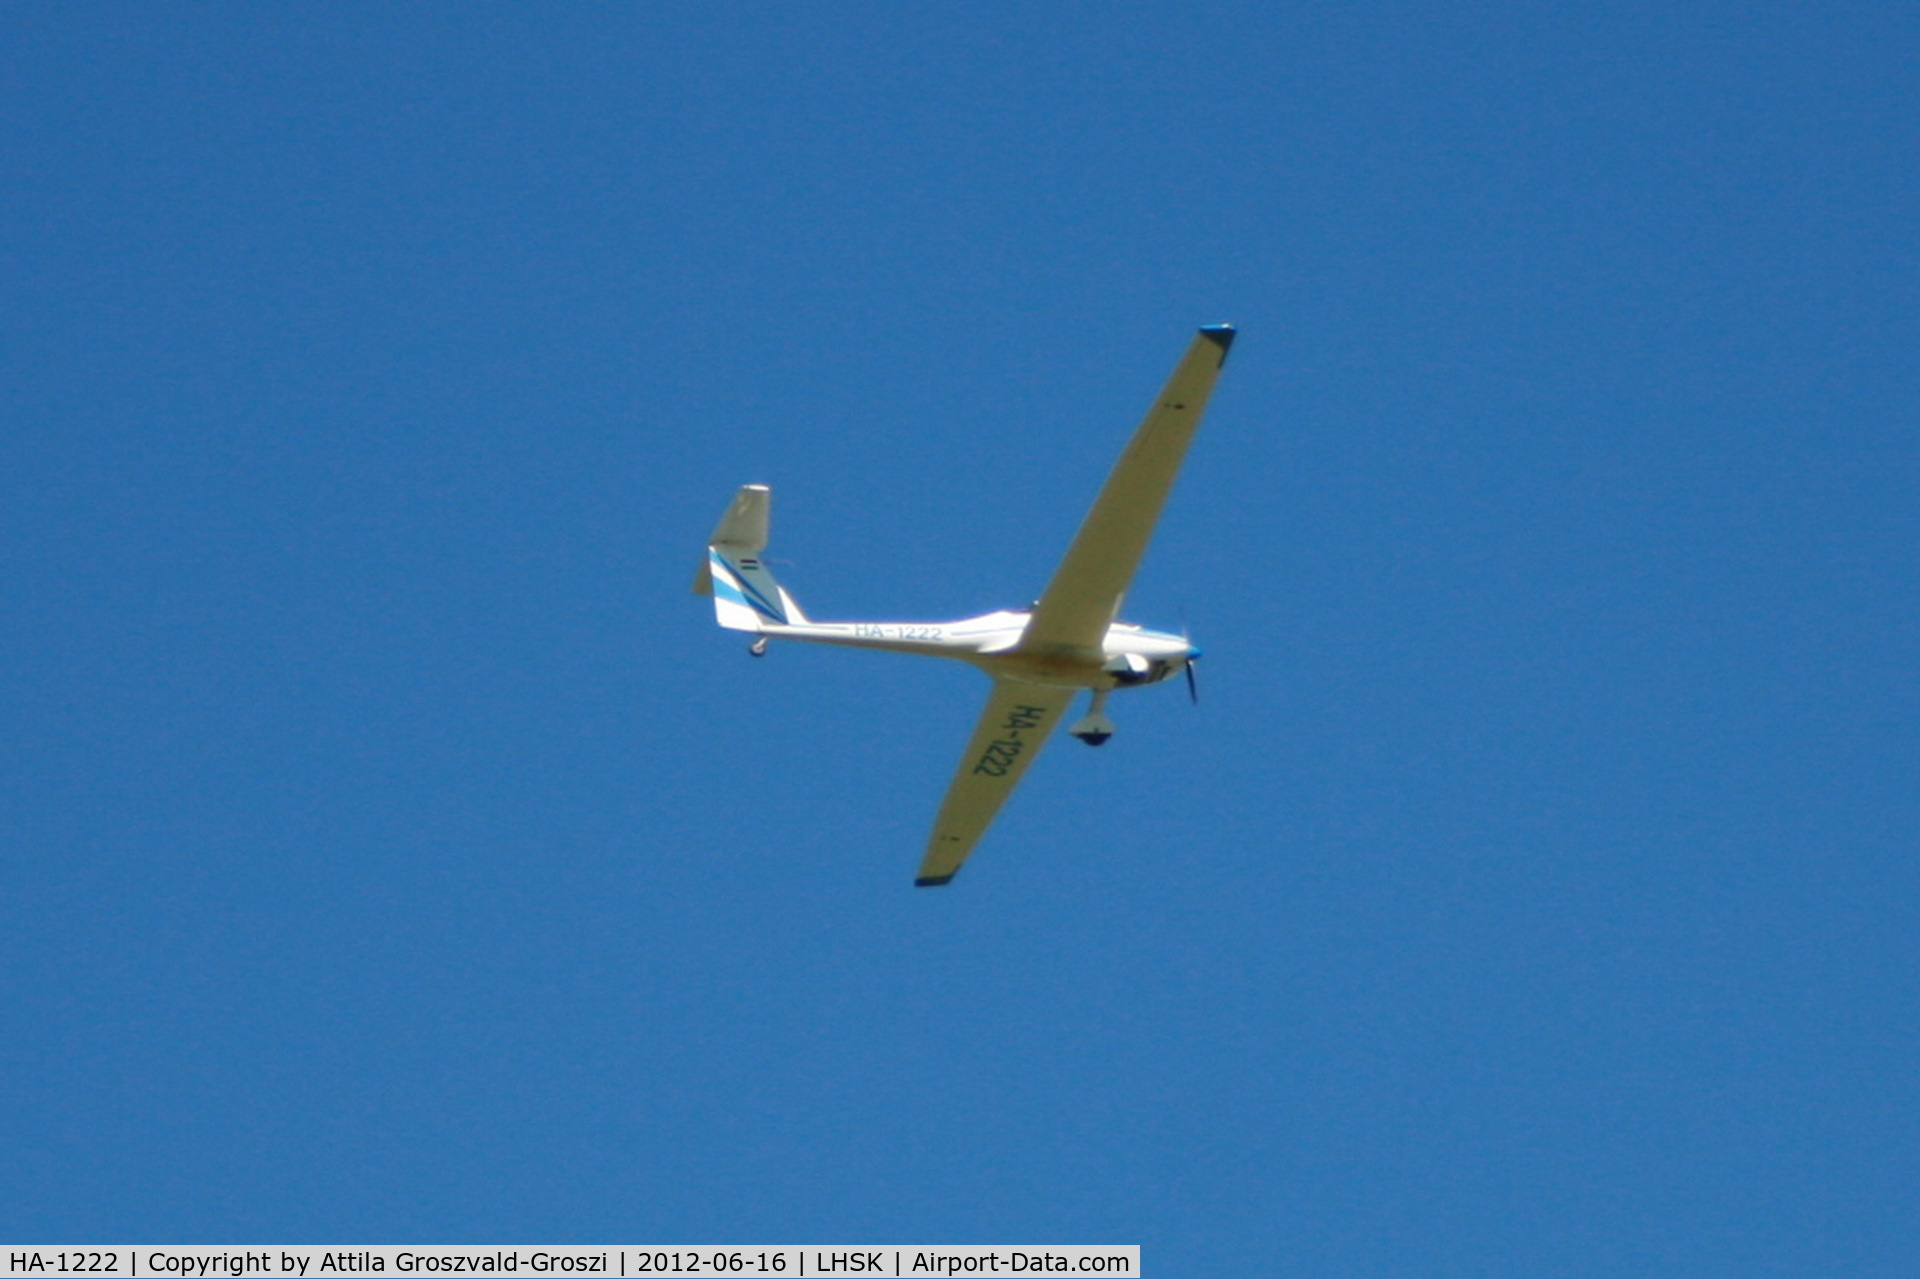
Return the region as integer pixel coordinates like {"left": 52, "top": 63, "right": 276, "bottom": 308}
{"left": 1179, "top": 608, "right": 1200, "bottom": 705}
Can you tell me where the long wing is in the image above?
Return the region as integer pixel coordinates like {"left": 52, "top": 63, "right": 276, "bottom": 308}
{"left": 915, "top": 678, "right": 1082, "bottom": 887}
{"left": 1018, "top": 325, "right": 1235, "bottom": 655}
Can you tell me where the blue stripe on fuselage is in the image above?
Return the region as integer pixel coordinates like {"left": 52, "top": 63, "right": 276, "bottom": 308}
{"left": 711, "top": 553, "right": 787, "bottom": 622}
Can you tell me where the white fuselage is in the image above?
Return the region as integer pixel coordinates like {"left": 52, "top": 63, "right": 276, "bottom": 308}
{"left": 755, "top": 609, "right": 1197, "bottom": 690}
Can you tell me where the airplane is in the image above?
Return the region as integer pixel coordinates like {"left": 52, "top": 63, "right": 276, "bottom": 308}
{"left": 694, "top": 325, "right": 1235, "bottom": 886}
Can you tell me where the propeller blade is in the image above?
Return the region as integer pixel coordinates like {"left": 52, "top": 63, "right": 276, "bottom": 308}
{"left": 1185, "top": 658, "right": 1199, "bottom": 704}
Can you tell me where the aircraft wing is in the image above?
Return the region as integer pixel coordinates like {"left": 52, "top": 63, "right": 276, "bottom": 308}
{"left": 1018, "top": 326, "right": 1235, "bottom": 655}
{"left": 915, "top": 677, "right": 1082, "bottom": 886}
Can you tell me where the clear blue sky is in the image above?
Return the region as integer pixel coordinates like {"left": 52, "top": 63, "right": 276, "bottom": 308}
{"left": 3, "top": 4, "right": 1916, "bottom": 1272}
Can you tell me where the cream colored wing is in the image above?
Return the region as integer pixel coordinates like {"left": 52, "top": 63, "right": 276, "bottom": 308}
{"left": 915, "top": 678, "right": 1083, "bottom": 887}
{"left": 1018, "top": 326, "right": 1234, "bottom": 656}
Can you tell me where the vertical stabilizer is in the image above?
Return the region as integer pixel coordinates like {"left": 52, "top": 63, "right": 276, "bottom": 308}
{"left": 692, "top": 485, "right": 808, "bottom": 631}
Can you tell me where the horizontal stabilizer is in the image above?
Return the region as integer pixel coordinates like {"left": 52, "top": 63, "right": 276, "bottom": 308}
{"left": 710, "top": 484, "right": 772, "bottom": 551}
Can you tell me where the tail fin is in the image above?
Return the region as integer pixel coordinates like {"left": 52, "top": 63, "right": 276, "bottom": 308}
{"left": 690, "top": 484, "right": 809, "bottom": 631}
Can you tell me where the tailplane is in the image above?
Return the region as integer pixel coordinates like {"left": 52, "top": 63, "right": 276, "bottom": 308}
{"left": 691, "top": 484, "right": 809, "bottom": 632}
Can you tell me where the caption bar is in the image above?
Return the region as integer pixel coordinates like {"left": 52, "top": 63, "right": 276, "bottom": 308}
{"left": 6, "top": 1250, "right": 1138, "bottom": 1279}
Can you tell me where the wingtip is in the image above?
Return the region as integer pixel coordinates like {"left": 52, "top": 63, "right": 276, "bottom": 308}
{"left": 915, "top": 874, "right": 956, "bottom": 888}
{"left": 1199, "top": 323, "right": 1236, "bottom": 349}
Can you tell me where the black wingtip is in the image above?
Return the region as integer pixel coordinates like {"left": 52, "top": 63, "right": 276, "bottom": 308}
{"left": 1199, "top": 324, "right": 1236, "bottom": 364}
{"left": 915, "top": 874, "right": 956, "bottom": 888}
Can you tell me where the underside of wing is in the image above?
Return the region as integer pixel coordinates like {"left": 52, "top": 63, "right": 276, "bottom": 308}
{"left": 915, "top": 678, "right": 1082, "bottom": 887}
{"left": 1018, "top": 326, "right": 1234, "bottom": 655}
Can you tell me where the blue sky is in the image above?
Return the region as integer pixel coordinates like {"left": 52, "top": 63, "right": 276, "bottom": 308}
{"left": 3, "top": 4, "right": 1915, "bottom": 1272}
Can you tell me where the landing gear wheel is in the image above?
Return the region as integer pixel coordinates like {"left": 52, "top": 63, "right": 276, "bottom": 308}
{"left": 1069, "top": 689, "right": 1115, "bottom": 746}
{"left": 749, "top": 636, "right": 769, "bottom": 657}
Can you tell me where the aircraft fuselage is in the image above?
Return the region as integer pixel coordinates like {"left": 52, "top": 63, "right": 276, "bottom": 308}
{"left": 753, "top": 609, "right": 1197, "bottom": 690}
